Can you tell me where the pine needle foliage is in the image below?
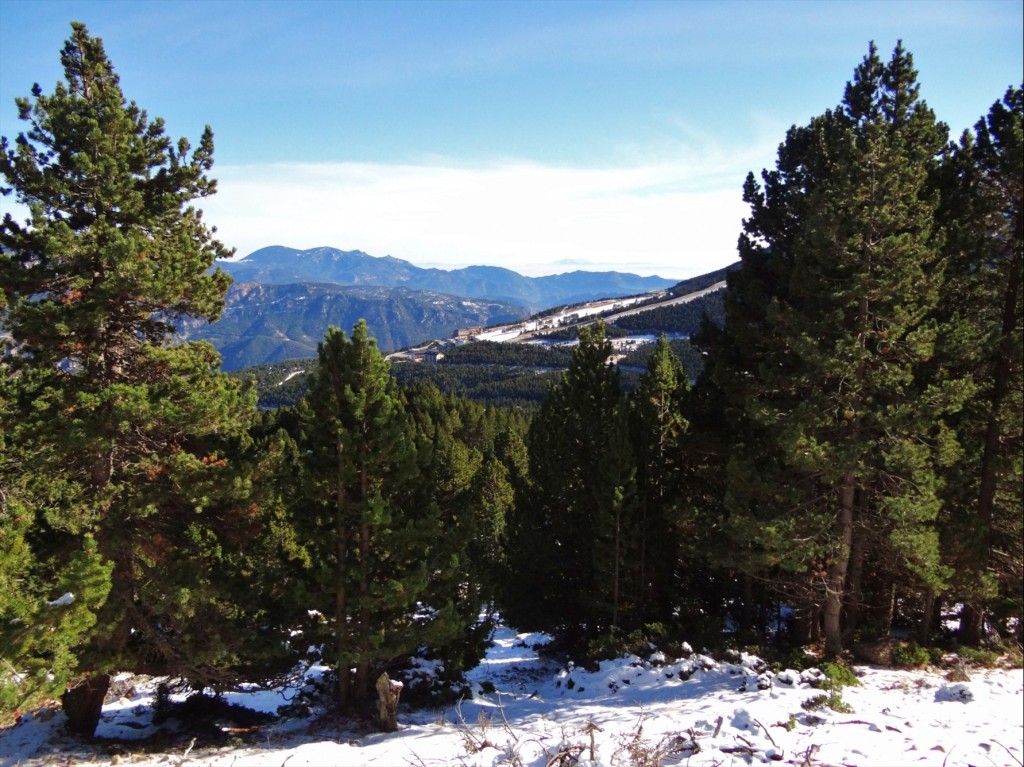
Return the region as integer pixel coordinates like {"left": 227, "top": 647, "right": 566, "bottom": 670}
{"left": 1, "top": 23, "right": 291, "bottom": 730}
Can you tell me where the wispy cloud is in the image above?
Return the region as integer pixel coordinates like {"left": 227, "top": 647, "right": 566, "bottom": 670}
{"left": 203, "top": 148, "right": 769, "bottom": 279}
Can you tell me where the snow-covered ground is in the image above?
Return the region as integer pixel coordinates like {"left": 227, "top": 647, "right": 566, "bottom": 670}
{"left": 3, "top": 624, "right": 1022, "bottom": 766}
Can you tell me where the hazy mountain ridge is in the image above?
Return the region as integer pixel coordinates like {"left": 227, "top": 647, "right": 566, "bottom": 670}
{"left": 177, "top": 281, "right": 526, "bottom": 370}
{"left": 221, "top": 246, "right": 678, "bottom": 310}
{"left": 189, "top": 246, "right": 720, "bottom": 371}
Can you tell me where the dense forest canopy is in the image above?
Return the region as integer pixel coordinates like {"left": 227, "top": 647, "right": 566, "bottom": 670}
{"left": 1, "top": 25, "right": 1020, "bottom": 737}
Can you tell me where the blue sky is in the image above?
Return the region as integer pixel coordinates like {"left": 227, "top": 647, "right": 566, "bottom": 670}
{"left": 1, "top": 0, "right": 1021, "bottom": 278}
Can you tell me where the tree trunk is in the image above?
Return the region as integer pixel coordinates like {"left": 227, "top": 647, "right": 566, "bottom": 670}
{"left": 882, "top": 581, "right": 896, "bottom": 638}
{"left": 354, "top": 469, "right": 371, "bottom": 701}
{"left": 959, "top": 602, "right": 985, "bottom": 647}
{"left": 842, "top": 528, "right": 866, "bottom": 642}
{"left": 335, "top": 441, "right": 351, "bottom": 708}
{"left": 612, "top": 500, "right": 621, "bottom": 629}
{"left": 919, "top": 588, "right": 936, "bottom": 645}
{"left": 741, "top": 574, "right": 754, "bottom": 640}
{"left": 638, "top": 498, "right": 648, "bottom": 621}
{"left": 792, "top": 598, "right": 818, "bottom": 645}
{"left": 375, "top": 672, "right": 402, "bottom": 732}
{"left": 62, "top": 673, "right": 110, "bottom": 737}
{"left": 824, "top": 472, "right": 856, "bottom": 658}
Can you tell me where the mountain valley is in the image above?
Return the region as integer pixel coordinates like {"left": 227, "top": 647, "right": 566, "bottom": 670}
{"left": 183, "top": 246, "right": 720, "bottom": 371}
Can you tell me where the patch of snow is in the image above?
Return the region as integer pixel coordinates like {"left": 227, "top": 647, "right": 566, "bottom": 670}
{"left": 2, "top": 622, "right": 1022, "bottom": 767}
{"left": 278, "top": 370, "right": 305, "bottom": 385}
{"left": 936, "top": 682, "right": 975, "bottom": 703}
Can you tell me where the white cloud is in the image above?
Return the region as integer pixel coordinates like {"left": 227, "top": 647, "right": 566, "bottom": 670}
{"left": 203, "top": 155, "right": 754, "bottom": 279}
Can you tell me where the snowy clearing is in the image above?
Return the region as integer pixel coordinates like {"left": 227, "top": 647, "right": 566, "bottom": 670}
{"left": 3, "top": 624, "right": 1022, "bottom": 767}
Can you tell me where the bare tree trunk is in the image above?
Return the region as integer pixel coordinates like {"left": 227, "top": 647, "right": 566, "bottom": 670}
{"left": 335, "top": 442, "right": 350, "bottom": 708}
{"left": 842, "top": 527, "right": 866, "bottom": 642}
{"left": 959, "top": 603, "right": 985, "bottom": 647}
{"left": 824, "top": 472, "right": 856, "bottom": 658}
{"left": 375, "top": 673, "right": 402, "bottom": 732}
{"left": 919, "top": 588, "right": 936, "bottom": 645}
{"left": 882, "top": 581, "right": 896, "bottom": 638}
{"left": 741, "top": 574, "right": 754, "bottom": 640}
{"left": 62, "top": 674, "right": 110, "bottom": 737}
{"left": 354, "top": 468, "right": 371, "bottom": 701}
{"left": 792, "top": 597, "right": 818, "bottom": 645}
{"left": 809, "top": 605, "right": 822, "bottom": 643}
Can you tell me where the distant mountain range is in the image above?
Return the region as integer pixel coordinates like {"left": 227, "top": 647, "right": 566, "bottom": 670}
{"left": 220, "top": 246, "right": 677, "bottom": 312}
{"left": 183, "top": 245, "right": 691, "bottom": 371}
{"left": 178, "top": 282, "right": 526, "bottom": 371}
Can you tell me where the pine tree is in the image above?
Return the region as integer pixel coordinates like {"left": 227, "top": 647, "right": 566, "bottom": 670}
{"left": 0, "top": 23, "right": 286, "bottom": 733}
{"left": 670, "top": 328, "right": 749, "bottom": 640}
{"left": 296, "top": 322, "right": 436, "bottom": 712}
{"left": 505, "top": 322, "right": 635, "bottom": 650}
{"left": 935, "top": 86, "right": 1023, "bottom": 644}
{"left": 403, "top": 383, "right": 499, "bottom": 685}
{"left": 710, "top": 43, "right": 964, "bottom": 656}
{"left": 694, "top": 112, "right": 838, "bottom": 641}
{"left": 628, "top": 335, "right": 690, "bottom": 622}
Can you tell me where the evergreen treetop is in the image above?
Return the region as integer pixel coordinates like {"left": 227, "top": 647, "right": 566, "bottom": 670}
{"left": 1, "top": 21, "right": 231, "bottom": 372}
{"left": 0, "top": 23, "right": 292, "bottom": 734}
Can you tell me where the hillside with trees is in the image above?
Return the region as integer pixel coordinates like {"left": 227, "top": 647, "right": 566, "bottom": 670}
{"left": 176, "top": 281, "right": 526, "bottom": 371}
{"left": 1, "top": 25, "right": 1020, "bottom": 747}
{"left": 667, "top": 263, "right": 737, "bottom": 295}
{"left": 611, "top": 289, "right": 725, "bottom": 336}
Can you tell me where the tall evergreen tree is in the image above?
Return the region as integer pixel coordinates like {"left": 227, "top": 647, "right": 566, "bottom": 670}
{"left": 628, "top": 335, "right": 690, "bottom": 622}
{"left": 403, "top": 383, "right": 505, "bottom": 684}
{"left": 695, "top": 111, "right": 838, "bottom": 642}
{"left": 0, "top": 23, "right": 288, "bottom": 732}
{"left": 296, "top": 322, "right": 440, "bottom": 713}
{"left": 711, "top": 43, "right": 964, "bottom": 656}
{"left": 934, "top": 86, "right": 1023, "bottom": 644}
{"left": 505, "top": 322, "right": 635, "bottom": 650}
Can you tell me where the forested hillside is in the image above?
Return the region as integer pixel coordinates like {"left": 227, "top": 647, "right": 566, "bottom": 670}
{"left": 1, "top": 26, "right": 1020, "bottom": 743}
{"left": 667, "top": 262, "right": 737, "bottom": 295}
{"left": 613, "top": 290, "right": 725, "bottom": 336}
{"left": 234, "top": 340, "right": 574, "bottom": 410}
{"left": 176, "top": 281, "right": 525, "bottom": 370}
{"left": 232, "top": 287, "right": 723, "bottom": 409}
